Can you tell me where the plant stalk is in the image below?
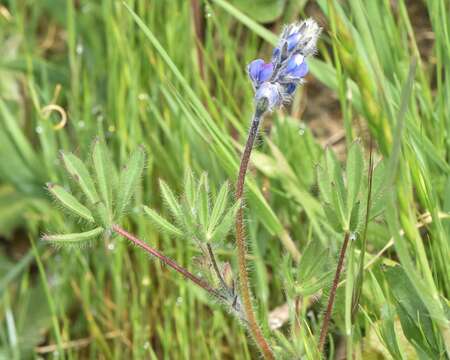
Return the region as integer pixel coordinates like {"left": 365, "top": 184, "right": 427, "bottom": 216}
{"left": 235, "top": 114, "right": 274, "bottom": 359}
{"left": 112, "top": 224, "right": 223, "bottom": 300}
{"left": 319, "top": 231, "right": 351, "bottom": 354}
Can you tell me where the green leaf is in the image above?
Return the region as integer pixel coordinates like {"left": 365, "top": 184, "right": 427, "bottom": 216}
{"left": 143, "top": 205, "right": 183, "bottom": 238}
{"left": 93, "top": 201, "right": 111, "bottom": 229}
{"left": 159, "top": 180, "right": 183, "bottom": 220}
{"left": 346, "top": 141, "right": 364, "bottom": 216}
{"left": 197, "top": 173, "right": 210, "bottom": 229}
{"left": 326, "top": 149, "right": 347, "bottom": 228}
{"left": 42, "top": 227, "right": 104, "bottom": 245}
{"left": 370, "top": 160, "right": 388, "bottom": 218}
{"left": 115, "top": 146, "right": 146, "bottom": 217}
{"left": 349, "top": 201, "right": 361, "bottom": 233}
{"left": 297, "top": 240, "right": 329, "bottom": 281}
{"left": 47, "top": 183, "right": 94, "bottom": 223}
{"left": 296, "top": 240, "right": 332, "bottom": 296}
{"left": 61, "top": 151, "right": 99, "bottom": 204}
{"left": 92, "top": 139, "right": 113, "bottom": 215}
{"left": 385, "top": 266, "right": 442, "bottom": 357}
{"left": 210, "top": 201, "right": 240, "bottom": 243}
{"left": 317, "top": 164, "right": 332, "bottom": 204}
{"left": 183, "top": 169, "right": 196, "bottom": 209}
{"left": 207, "top": 181, "right": 230, "bottom": 236}
{"left": 323, "top": 204, "right": 342, "bottom": 233}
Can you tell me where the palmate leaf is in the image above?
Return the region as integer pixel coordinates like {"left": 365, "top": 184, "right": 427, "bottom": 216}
{"left": 295, "top": 239, "right": 332, "bottom": 296}
{"left": 210, "top": 200, "right": 240, "bottom": 244}
{"left": 115, "top": 146, "right": 146, "bottom": 217}
{"left": 207, "top": 181, "right": 230, "bottom": 236}
{"left": 159, "top": 179, "right": 183, "bottom": 221}
{"left": 385, "top": 266, "right": 443, "bottom": 358}
{"left": 92, "top": 139, "right": 113, "bottom": 215}
{"left": 47, "top": 183, "right": 94, "bottom": 223}
{"left": 60, "top": 151, "right": 99, "bottom": 205}
{"left": 152, "top": 173, "right": 237, "bottom": 244}
{"left": 143, "top": 205, "right": 183, "bottom": 238}
{"left": 197, "top": 173, "right": 210, "bottom": 229}
{"left": 42, "top": 227, "right": 104, "bottom": 246}
{"left": 183, "top": 169, "right": 196, "bottom": 208}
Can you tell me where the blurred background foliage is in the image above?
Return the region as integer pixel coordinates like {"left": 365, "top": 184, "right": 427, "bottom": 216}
{"left": 0, "top": 0, "right": 449, "bottom": 358}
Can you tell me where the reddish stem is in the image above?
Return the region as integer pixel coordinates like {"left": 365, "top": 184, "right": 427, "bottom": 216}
{"left": 319, "top": 231, "right": 350, "bottom": 354}
{"left": 112, "top": 224, "right": 222, "bottom": 299}
{"left": 235, "top": 115, "right": 274, "bottom": 359}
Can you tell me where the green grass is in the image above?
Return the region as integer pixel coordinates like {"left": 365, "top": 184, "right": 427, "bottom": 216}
{"left": 0, "top": 0, "right": 449, "bottom": 358}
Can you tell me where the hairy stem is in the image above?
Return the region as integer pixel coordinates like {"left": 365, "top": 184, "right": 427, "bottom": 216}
{"left": 207, "top": 243, "right": 228, "bottom": 290}
{"left": 112, "top": 224, "right": 224, "bottom": 300}
{"left": 319, "top": 231, "right": 350, "bottom": 354}
{"left": 235, "top": 114, "right": 274, "bottom": 359}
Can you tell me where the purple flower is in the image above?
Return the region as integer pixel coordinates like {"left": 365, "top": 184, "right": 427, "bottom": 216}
{"left": 283, "top": 54, "right": 308, "bottom": 79}
{"left": 247, "top": 19, "right": 321, "bottom": 113}
{"left": 248, "top": 59, "right": 273, "bottom": 89}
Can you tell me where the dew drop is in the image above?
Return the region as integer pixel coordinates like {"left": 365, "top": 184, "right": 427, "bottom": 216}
{"left": 298, "top": 124, "right": 306, "bottom": 135}
{"left": 107, "top": 243, "right": 115, "bottom": 251}
{"left": 138, "top": 93, "right": 149, "bottom": 101}
{"left": 176, "top": 297, "right": 183, "bottom": 306}
{"left": 35, "top": 126, "right": 43, "bottom": 134}
{"left": 78, "top": 121, "right": 85, "bottom": 128}
{"left": 76, "top": 43, "right": 83, "bottom": 55}
{"left": 205, "top": 4, "right": 213, "bottom": 18}
{"left": 143, "top": 341, "right": 150, "bottom": 350}
{"left": 349, "top": 232, "right": 357, "bottom": 241}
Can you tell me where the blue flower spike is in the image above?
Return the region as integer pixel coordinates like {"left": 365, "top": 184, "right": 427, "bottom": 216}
{"left": 248, "top": 18, "right": 321, "bottom": 113}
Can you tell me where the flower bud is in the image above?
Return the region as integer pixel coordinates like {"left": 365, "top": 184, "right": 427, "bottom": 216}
{"left": 255, "top": 83, "right": 281, "bottom": 112}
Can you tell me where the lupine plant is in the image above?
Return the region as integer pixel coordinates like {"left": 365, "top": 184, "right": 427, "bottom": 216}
{"left": 39, "top": 14, "right": 443, "bottom": 360}
{"left": 236, "top": 19, "right": 321, "bottom": 358}
{"left": 3, "top": 1, "right": 450, "bottom": 359}
{"left": 42, "top": 19, "right": 326, "bottom": 359}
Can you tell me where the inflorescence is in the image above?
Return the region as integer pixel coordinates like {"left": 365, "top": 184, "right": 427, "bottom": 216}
{"left": 248, "top": 19, "right": 321, "bottom": 113}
